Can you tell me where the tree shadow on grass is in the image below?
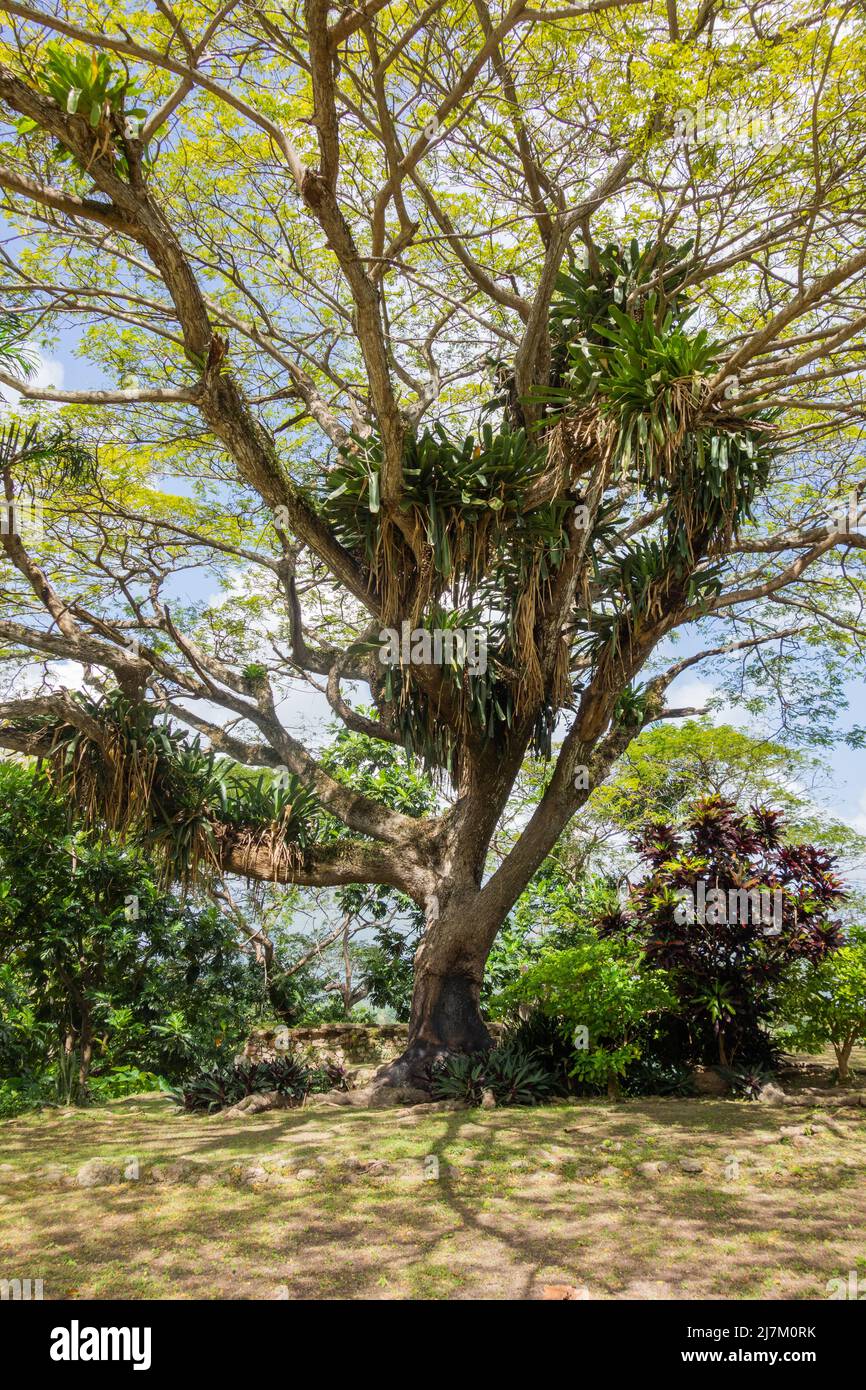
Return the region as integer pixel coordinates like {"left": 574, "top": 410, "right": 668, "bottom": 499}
{"left": 2, "top": 1095, "right": 864, "bottom": 1300}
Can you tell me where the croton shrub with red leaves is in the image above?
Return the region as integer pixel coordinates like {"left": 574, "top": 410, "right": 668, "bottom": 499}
{"left": 597, "top": 796, "right": 847, "bottom": 1068}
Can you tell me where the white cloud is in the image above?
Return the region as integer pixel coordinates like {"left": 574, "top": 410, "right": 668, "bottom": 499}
{"left": 0, "top": 345, "right": 65, "bottom": 408}
{"left": 668, "top": 676, "right": 716, "bottom": 712}
{"left": 48, "top": 660, "right": 86, "bottom": 692}
{"left": 3, "top": 660, "right": 87, "bottom": 701}
{"left": 665, "top": 674, "right": 754, "bottom": 729}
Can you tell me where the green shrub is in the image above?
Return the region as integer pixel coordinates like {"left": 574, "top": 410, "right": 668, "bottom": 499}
{"left": 429, "top": 1042, "right": 561, "bottom": 1107}
{"left": 773, "top": 932, "right": 866, "bottom": 1082}
{"left": 306, "top": 1062, "right": 350, "bottom": 1094}
{"left": 603, "top": 798, "right": 847, "bottom": 1067}
{"left": 86, "top": 1066, "right": 164, "bottom": 1101}
{"left": 0, "top": 1076, "right": 52, "bottom": 1118}
{"left": 499, "top": 1009, "right": 580, "bottom": 1092}
{"left": 494, "top": 938, "right": 677, "bottom": 1097}
{"left": 717, "top": 1065, "right": 776, "bottom": 1100}
{"left": 171, "top": 1068, "right": 245, "bottom": 1114}
{"left": 0, "top": 1064, "right": 168, "bottom": 1116}
{"left": 621, "top": 1056, "right": 695, "bottom": 1097}
{"left": 169, "top": 1055, "right": 347, "bottom": 1113}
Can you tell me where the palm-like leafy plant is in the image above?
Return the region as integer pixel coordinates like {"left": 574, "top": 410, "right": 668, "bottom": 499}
{"left": 26, "top": 693, "right": 321, "bottom": 888}
{"left": 0, "top": 313, "right": 38, "bottom": 380}
{"left": 0, "top": 416, "right": 96, "bottom": 488}
{"left": 16, "top": 45, "right": 147, "bottom": 177}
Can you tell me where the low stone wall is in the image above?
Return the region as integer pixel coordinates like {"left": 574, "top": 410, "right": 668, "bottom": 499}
{"left": 240, "top": 1024, "right": 410, "bottom": 1070}
{"left": 239, "top": 1022, "right": 504, "bottom": 1075}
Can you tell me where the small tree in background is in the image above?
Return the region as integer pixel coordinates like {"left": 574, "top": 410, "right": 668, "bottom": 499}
{"left": 599, "top": 797, "right": 847, "bottom": 1068}
{"left": 773, "top": 930, "right": 866, "bottom": 1083}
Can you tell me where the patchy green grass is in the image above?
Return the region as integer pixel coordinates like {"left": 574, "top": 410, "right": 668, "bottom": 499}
{"left": 1, "top": 1083, "right": 865, "bottom": 1300}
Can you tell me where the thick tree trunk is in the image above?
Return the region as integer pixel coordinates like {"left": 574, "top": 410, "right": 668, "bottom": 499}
{"left": 377, "top": 742, "right": 556, "bottom": 1091}
{"left": 379, "top": 890, "right": 499, "bottom": 1087}
{"left": 407, "top": 958, "right": 491, "bottom": 1055}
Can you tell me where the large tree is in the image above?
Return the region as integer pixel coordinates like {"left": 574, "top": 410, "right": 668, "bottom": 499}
{"left": 1, "top": 2, "right": 865, "bottom": 1082}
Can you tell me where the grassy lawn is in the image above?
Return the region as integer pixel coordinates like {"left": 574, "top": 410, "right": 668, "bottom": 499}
{"left": 2, "top": 1080, "right": 865, "bottom": 1300}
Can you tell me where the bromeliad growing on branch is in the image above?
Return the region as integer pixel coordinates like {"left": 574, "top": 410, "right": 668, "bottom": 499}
{"left": 1, "top": 4, "right": 865, "bottom": 1084}
{"left": 15, "top": 44, "right": 147, "bottom": 177}
{"left": 20, "top": 692, "right": 321, "bottom": 891}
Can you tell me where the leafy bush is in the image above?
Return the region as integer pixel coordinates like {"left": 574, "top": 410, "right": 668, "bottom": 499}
{"left": 0, "top": 965, "right": 52, "bottom": 1075}
{"left": 499, "top": 1010, "right": 580, "bottom": 1093}
{"left": 306, "top": 1062, "right": 350, "bottom": 1094}
{"left": 0, "top": 1063, "right": 165, "bottom": 1116}
{"left": 495, "top": 938, "right": 677, "bottom": 1097}
{"left": 171, "top": 1068, "right": 246, "bottom": 1114}
{"left": 0, "top": 762, "right": 276, "bottom": 1096}
{"left": 86, "top": 1066, "right": 163, "bottom": 1101}
{"left": 169, "top": 1054, "right": 347, "bottom": 1113}
{"left": 0, "top": 1081, "right": 26, "bottom": 1120}
{"left": 718, "top": 1065, "right": 776, "bottom": 1100}
{"left": 482, "top": 921, "right": 546, "bottom": 1004}
{"left": 0, "top": 1075, "right": 54, "bottom": 1119}
{"left": 622, "top": 1057, "right": 696, "bottom": 1098}
{"left": 773, "top": 931, "right": 866, "bottom": 1082}
{"left": 429, "top": 1042, "right": 561, "bottom": 1107}
{"left": 598, "top": 797, "right": 847, "bottom": 1067}
{"left": 255, "top": 1055, "right": 310, "bottom": 1100}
